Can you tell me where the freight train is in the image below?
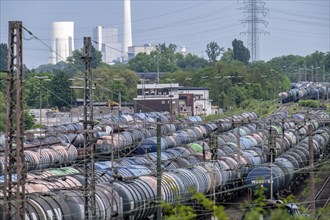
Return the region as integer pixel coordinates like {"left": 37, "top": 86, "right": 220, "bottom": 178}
{"left": 278, "top": 82, "right": 330, "bottom": 104}
{"left": 0, "top": 111, "right": 329, "bottom": 219}
{"left": 245, "top": 126, "right": 330, "bottom": 198}
{"left": 1, "top": 125, "right": 328, "bottom": 219}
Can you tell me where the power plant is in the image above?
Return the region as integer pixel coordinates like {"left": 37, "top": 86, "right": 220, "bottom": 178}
{"left": 92, "top": 26, "right": 122, "bottom": 64}
{"left": 50, "top": 21, "right": 74, "bottom": 64}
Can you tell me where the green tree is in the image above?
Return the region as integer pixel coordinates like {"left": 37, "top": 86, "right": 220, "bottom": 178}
{"left": 232, "top": 39, "right": 250, "bottom": 64}
{"left": 0, "top": 43, "right": 8, "bottom": 72}
{"left": 128, "top": 43, "right": 179, "bottom": 73}
{"left": 162, "top": 191, "right": 229, "bottom": 220}
{"left": 24, "top": 73, "right": 52, "bottom": 108}
{"left": 205, "top": 41, "right": 224, "bottom": 62}
{"left": 220, "top": 48, "right": 234, "bottom": 63}
{"left": 24, "top": 112, "right": 36, "bottom": 130}
{"left": 67, "top": 45, "right": 103, "bottom": 71}
{"left": 323, "top": 52, "right": 330, "bottom": 72}
{"left": 128, "top": 53, "right": 156, "bottom": 72}
{"left": 175, "top": 53, "right": 208, "bottom": 70}
{"left": 49, "top": 71, "right": 71, "bottom": 109}
{"left": 304, "top": 51, "right": 325, "bottom": 69}
{"left": 92, "top": 65, "right": 139, "bottom": 103}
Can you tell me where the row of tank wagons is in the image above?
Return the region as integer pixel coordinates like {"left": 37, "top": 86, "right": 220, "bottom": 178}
{"left": 0, "top": 113, "right": 272, "bottom": 196}
{"left": 217, "top": 110, "right": 329, "bottom": 156}
{"left": 1, "top": 110, "right": 326, "bottom": 178}
{"left": 1, "top": 125, "right": 329, "bottom": 220}
{"left": 0, "top": 131, "right": 259, "bottom": 195}
{"left": 91, "top": 112, "right": 258, "bottom": 154}
{"left": 0, "top": 144, "right": 78, "bottom": 176}
{"left": 8, "top": 121, "right": 303, "bottom": 193}
{"left": 21, "top": 111, "right": 257, "bottom": 150}
{"left": 2, "top": 127, "right": 329, "bottom": 220}
{"left": 22, "top": 112, "right": 172, "bottom": 148}
{"left": 2, "top": 111, "right": 322, "bottom": 194}
{"left": 0, "top": 112, "right": 325, "bottom": 192}
{"left": 245, "top": 127, "right": 330, "bottom": 198}
{"left": 278, "top": 82, "right": 330, "bottom": 104}
{"left": 0, "top": 145, "right": 268, "bottom": 220}
{"left": 0, "top": 111, "right": 259, "bottom": 177}
{"left": 95, "top": 123, "right": 215, "bottom": 154}
{"left": 2, "top": 110, "right": 325, "bottom": 178}
{"left": 0, "top": 111, "right": 260, "bottom": 192}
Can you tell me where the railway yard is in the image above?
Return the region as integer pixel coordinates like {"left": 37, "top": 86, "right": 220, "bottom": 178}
{"left": 0, "top": 101, "right": 329, "bottom": 219}
{"left": 0, "top": 1, "right": 329, "bottom": 217}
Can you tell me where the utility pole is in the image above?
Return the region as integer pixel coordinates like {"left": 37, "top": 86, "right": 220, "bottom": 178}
{"left": 308, "top": 124, "right": 315, "bottom": 212}
{"left": 268, "top": 123, "right": 276, "bottom": 200}
{"left": 3, "top": 21, "right": 26, "bottom": 220}
{"left": 236, "top": 121, "right": 241, "bottom": 179}
{"left": 240, "top": 0, "right": 269, "bottom": 61}
{"left": 209, "top": 131, "right": 218, "bottom": 205}
{"left": 156, "top": 117, "right": 162, "bottom": 220}
{"left": 82, "top": 37, "right": 96, "bottom": 219}
{"left": 119, "top": 91, "right": 122, "bottom": 114}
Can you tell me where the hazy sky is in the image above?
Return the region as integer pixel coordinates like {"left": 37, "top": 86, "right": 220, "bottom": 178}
{"left": 1, "top": 0, "right": 329, "bottom": 68}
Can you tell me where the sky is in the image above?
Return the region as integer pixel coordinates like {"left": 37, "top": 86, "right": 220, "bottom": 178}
{"left": 0, "top": 0, "right": 329, "bottom": 68}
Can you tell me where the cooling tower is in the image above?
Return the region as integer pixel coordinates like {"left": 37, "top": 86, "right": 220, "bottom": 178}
{"left": 93, "top": 26, "right": 103, "bottom": 52}
{"left": 123, "top": 0, "right": 132, "bottom": 58}
{"left": 51, "top": 21, "right": 74, "bottom": 64}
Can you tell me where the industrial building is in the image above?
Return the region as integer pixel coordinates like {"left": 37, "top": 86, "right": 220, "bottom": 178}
{"left": 128, "top": 44, "right": 157, "bottom": 60}
{"left": 133, "top": 83, "right": 211, "bottom": 116}
{"left": 92, "top": 26, "right": 122, "bottom": 64}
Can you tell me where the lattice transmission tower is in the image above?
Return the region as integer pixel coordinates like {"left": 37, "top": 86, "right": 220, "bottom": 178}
{"left": 240, "top": 0, "right": 269, "bottom": 61}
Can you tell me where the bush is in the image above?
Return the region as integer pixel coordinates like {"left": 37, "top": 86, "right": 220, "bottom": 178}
{"left": 298, "top": 100, "right": 319, "bottom": 108}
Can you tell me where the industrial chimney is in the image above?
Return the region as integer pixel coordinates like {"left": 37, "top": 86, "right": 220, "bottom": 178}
{"left": 123, "top": 0, "right": 132, "bottom": 60}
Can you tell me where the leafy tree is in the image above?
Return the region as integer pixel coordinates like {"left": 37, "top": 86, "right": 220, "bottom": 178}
{"left": 0, "top": 43, "right": 8, "bottom": 72}
{"left": 128, "top": 53, "right": 156, "bottom": 72}
{"left": 66, "top": 45, "right": 103, "bottom": 71}
{"left": 232, "top": 39, "right": 250, "bottom": 64}
{"left": 49, "top": 71, "right": 71, "bottom": 109}
{"left": 157, "top": 43, "right": 177, "bottom": 54}
{"left": 0, "top": 72, "right": 7, "bottom": 94}
{"left": 24, "top": 112, "right": 36, "bottom": 130}
{"left": 161, "top": 70, "right": 194, "bottom": 86}
{"left": 220, "top": 48, "right": 234, "bottom": 63}
{"left": 304, "top": 51, "right": 325, "bottom": 69}
{"left": 128, "top": 43, "right": 179, "bottom": 73}
{"left": 92, "top": 65, "right": 139, "bottom": 103}
{"left": 205, "top": 41, "right": 224, "bottom": 62}
{"left": 175, "top": 53, "right": 208, "bottom": 70}
{"left": 24, "top": 73, "right": 53, "bottom": 108}
{"left": 323, "top": 52, "right": 330, "bottom": 72}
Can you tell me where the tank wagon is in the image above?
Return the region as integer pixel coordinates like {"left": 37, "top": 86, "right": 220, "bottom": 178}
{"left": 0, "top": 112, "right": 258, "bottom": 175}
{"left": 245, "top": 127, "right": 330, "bottom": 198}
{"left": 0, "top": 145, "right": 268, "bottom": 220}
{"left": 1, "top": 111, "right": 329, "bottom": 219}
{"left": 2, "top": 125, "right": 329, "bottom": 219}
{"left": 278, "top": 82, "right": 330, "bottom": 104}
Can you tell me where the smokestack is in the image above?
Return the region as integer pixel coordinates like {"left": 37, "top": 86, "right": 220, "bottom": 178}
{"left": 123, "top": 0, "right": 132, "bottom": 59}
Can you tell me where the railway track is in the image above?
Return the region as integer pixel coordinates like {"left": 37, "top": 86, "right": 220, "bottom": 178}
{"left": 275, "top": 103, "right": 291, "bottom": 113}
